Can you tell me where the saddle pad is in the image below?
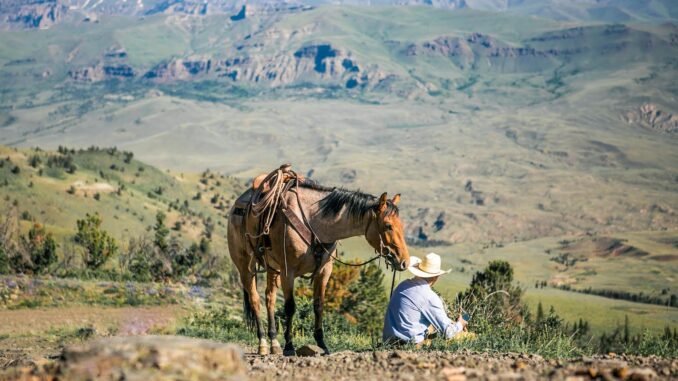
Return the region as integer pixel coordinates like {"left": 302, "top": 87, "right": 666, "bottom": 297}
{"left": 233, "top": 188, "right": 253, "bottom": 212}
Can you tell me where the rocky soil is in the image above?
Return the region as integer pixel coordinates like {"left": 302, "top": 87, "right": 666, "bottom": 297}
{"left": 246, "top": 347, "right": 678, "bottom": 381}
{"left": 1, "top": 338, "right": 676, "bottom": 381}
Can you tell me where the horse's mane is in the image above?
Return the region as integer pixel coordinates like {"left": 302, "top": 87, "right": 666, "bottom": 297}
{"left": 298, "top": 178, "right": 399, "bottom": 220}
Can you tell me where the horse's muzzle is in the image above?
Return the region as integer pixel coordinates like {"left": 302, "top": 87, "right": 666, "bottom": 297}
{"left": 397, "top": 259, "right": 407, "bottom": 271}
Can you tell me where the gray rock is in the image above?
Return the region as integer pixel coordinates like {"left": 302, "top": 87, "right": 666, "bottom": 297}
{"left": 61, "top": 335, "right": 246, "bottom": 381}
{"left": 296, "top": 344, "right": 325, "bottom": 357}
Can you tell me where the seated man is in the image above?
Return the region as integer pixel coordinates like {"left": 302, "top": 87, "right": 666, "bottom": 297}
{"left": 383, "top": 253, "right": 467, "bottom": 345}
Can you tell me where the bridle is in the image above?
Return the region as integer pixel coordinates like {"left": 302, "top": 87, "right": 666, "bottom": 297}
{"left": 328, "top": 208, "right": 398, "bottom": 269}
{"left": 363, "top": 209, "right": 396, "bottom": 265}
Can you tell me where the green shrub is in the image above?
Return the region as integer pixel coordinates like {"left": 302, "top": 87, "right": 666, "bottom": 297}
{"left": 456, "top": 260, "right": 528, "bottom": 326}
{"left": 172, "top": 240, "right": 202, "bottom": 277}
{"left": 120, "top": 235, "right": 154, "bottom": 282}
{"left": 7, "top": 223, "right": 58, "bottom": 274}
{"left": 26, "top": 224, "right": 57, "bottom": 274}
{"left": 0, "top": 245, "right": 9, "bottom": 274}
{"left": 75, "top": 213, "right": 118, "bottom": 270}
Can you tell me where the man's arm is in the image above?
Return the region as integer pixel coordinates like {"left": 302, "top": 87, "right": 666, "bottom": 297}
{"left": 423, "top": 293, "right": 464, "bottom": 339}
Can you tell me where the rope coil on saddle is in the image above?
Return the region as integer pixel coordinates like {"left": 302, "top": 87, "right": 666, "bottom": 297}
{"left": 248, "top": 164, "right": 295, "bottom": 238}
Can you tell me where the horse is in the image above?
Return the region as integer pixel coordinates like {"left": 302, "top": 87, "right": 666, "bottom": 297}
{"left": 227, "top": 166, "right": 410, "bottom": 356}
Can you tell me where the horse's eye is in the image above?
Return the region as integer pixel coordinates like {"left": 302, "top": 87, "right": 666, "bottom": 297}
{"left": 385, "top": 223, "right": 393, "bottom": 231}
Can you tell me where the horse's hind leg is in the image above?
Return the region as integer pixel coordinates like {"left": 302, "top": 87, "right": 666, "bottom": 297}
{"left": 266, "top": 270, "right": 282, "bottom": 355}
{"left": 281, "top": 274, "right": 296, "bottom": 356}
{"left": 241, "top": 270, "right": 268, "bottom": 355}
{"left": 313, "top": 261, "right": 333, "bottom": 355}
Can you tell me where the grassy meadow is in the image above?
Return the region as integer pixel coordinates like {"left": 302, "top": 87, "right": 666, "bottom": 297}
{"left": 339, "top": 235, "right": 678, "bottom": 335}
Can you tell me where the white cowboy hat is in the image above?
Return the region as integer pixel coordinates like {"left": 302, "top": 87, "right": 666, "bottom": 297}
{"left": 408, "top": 253, "right": 451, "bottom": 278}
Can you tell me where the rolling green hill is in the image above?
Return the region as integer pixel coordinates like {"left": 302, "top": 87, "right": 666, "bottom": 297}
{"left": 0, "top": 145, "right": 247, "bottom": 264}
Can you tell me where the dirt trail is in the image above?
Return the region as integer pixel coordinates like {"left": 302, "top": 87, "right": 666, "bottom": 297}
{"left": 0, "top": 305, "right": 186, "bottom": 336}
{"left": 0, "top": 305, "right": 187, "bottom": 369}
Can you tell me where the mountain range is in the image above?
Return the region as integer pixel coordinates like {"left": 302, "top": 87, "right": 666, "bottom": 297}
{"left": 0, "top": 0, "right": 676, "bottom": 247}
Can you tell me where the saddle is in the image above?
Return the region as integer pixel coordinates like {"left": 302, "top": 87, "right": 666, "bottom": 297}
{"left": 232, "top": 164, "right": 334, "bottom": 276}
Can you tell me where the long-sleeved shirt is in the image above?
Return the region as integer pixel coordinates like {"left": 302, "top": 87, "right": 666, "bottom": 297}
{"left": 383, "top": 277, "right": 463, "bottom": 344}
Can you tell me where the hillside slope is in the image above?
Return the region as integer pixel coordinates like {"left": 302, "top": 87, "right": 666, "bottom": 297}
{"left": 0, "top": 145, "right": 247, "bottom": 262}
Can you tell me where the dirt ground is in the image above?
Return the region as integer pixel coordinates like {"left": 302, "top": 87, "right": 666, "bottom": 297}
{"left": 245, "top": 350, "right": 677, "bottom": 381}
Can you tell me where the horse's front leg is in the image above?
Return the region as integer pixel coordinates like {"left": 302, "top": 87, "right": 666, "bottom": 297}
{"left": 266, "top": 270, "right": 282, "bottom": 355}
{"left": 241, "top": 270, "right": 267, "bottom": 355}
{"left": 313, "top": 261, "right": 333, "bottom": 355}
{"left": 281, "top": 273, "right": 296, "bottom": 356}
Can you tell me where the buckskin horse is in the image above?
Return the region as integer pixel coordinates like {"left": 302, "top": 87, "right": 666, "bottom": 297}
{"left": 227, "top": 165, "right": 410, "bottom": 356}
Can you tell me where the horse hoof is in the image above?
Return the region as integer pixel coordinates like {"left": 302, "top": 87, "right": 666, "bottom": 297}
{"left": 258, "top": 345, "right": 269, "bottom": 356}
{"left": 283, "top": 348, "right": 296, "bottom": 356}
{"left": 271, "top": 343, "right": 283, "bottom": 355}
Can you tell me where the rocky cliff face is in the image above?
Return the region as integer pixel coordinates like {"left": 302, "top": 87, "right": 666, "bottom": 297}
{"left": 404, "top": 32, "right": 557, "bottom": 73}
{"left": 141, "top": 43, "right": 388, "bottom": 89}
{"left": 1, "top": 0, "right": 66, "bottom": 29}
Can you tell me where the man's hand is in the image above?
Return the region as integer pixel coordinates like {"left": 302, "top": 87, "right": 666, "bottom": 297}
{"left": 456, "top": 314, "right": 468, "bottom": 331}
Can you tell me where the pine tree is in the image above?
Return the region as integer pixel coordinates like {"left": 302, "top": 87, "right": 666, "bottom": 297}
{"left": 153, "top": 212, "right": 169, "bottom": 254}
{"left": 536, "top": 302, "right": 545, "bottom": 322}
{"left": 340, "top": 263, "right": 388, "bottom": 335}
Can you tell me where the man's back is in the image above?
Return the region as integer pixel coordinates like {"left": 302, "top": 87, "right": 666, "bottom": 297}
{"left": 383, "top": 277, "right": 455, "bottom": 344}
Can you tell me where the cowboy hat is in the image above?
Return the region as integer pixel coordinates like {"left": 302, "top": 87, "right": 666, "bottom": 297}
{"left": 408, "top": 253, "right": 451, "bottom": 278}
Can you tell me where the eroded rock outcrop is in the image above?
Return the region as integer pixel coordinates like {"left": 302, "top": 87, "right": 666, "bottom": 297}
{"left": 69, "top": 63, "right": 135, "bottom": 81}
{"left": 625, "top": 103, "right": 678, "bottom": 134}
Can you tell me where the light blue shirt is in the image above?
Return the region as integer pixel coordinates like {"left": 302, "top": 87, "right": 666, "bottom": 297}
{"left": 383, "top": 277, "right": 463, "bottom": 344}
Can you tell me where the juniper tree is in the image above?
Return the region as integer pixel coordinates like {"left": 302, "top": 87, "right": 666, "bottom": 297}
{"left": 25, "top": 223, "right": 57, "bottom": 273}
{"left": 153, "top": 212, "right": 169, "bottom": 254}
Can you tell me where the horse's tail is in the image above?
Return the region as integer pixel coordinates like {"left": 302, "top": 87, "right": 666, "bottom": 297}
{"left": 243, "top": 284, "right": 258, "bottom": 333}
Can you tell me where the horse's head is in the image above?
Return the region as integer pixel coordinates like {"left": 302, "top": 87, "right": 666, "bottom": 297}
{"left": 365, "top": 193, "right": 410, "bottom": 271}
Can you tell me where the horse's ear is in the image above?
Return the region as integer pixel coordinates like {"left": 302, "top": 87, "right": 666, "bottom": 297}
{"left": 377, "top": 192, "right": 388, "bottom": 213}
{"left": 392, "top": 194, "right": 401, "bottom": 205}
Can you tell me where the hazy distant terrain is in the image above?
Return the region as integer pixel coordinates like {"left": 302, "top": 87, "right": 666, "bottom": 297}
{"left": 1, "top": 1, "right": 676, "bottom": 246}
